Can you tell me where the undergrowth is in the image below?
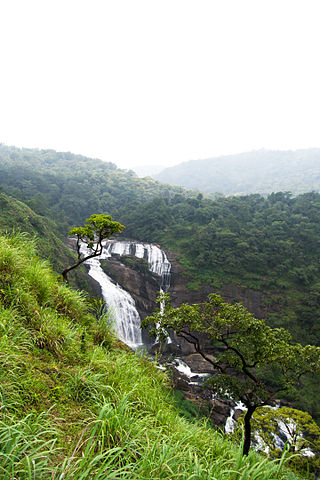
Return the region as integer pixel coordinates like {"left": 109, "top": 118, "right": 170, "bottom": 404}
{"left": 0, "top": 232, "right": 305, "bottom": 478}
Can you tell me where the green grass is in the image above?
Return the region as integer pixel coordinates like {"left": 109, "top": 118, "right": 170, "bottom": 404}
{"left": 0, "top": 192, "right": 98, "bottom": 294}
{"left": 0, "top": 232, "right": 306, "bottom": 479}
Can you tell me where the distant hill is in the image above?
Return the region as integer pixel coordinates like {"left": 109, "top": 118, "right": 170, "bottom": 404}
{"left": 153, "top": 149, "right": 320, "bottom": 195}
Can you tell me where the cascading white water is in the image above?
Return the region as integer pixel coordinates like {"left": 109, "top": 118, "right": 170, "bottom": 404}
{"left": 225, "top": 401, "right": 246, "bottom": 434}
{"left": 105, "top": 240, "right": 171, "bottom": 291}
{"left": 105, "top": 240, "right": 172, "bottom": 344}
{"left": 82, "top": 240, "right": 171, "bottom": 349}
{"left": 172, "top": 358, "right": 209, "bottom": 383}
{"left": 82, "top": 245, "right": 143, "bottom": 349}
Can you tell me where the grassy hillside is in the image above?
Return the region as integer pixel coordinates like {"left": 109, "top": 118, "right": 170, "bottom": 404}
{"left": 0, "top": 191, "right": 68, "bottom": 268}
{"left": 0, "top": 231, "right": 303, "bottom": 479}
{"left": 0, "top": 191, "right": 95, "bottom": 292}
{"left": 154, "top": 149, "right": 320, "bottom": 195}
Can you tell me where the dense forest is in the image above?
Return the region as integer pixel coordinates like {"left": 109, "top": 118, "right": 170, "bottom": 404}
{"left": 0, "top": 144, "right": 184, "bottom": 228}
{"left": 122, "top": 191, "right": 320, "bottom": 345}
{"left": 153, "top": 149, "right": 320, "bottom": 195}
{"left": 1, "top": 144, "right": 320, "bottom": 425}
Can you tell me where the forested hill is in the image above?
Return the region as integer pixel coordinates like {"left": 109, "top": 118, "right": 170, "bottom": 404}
{"left": 153, "top": 149, "right": 320, "bottom": 195}
{"left": 121, "top": 191, "right": 320, "bottom": 421}
{"left": 0, "top": 144, "right": 185, "bottom": 227}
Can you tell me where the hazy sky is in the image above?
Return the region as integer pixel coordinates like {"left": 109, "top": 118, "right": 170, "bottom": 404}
{"left": 0, "top": 0, "right": 319, "bottom": 169}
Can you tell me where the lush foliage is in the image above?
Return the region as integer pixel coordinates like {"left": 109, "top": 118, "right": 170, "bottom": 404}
{"left": 0, "top": 232, "right": 303, "bottom": 479}
{"left": 120, "top": 192, "right": 320, "bottom": 422}
{"left": 143, "top": 293, "right": 320, "bottom": 455}
{"left": 122, "top": 192, "right": 320, "bottom": 424}
{"left": 122, "top": 192, "right": 320, "bottom": 346}
{"left": 0, "top": 191, "right": 68, "bottom": 271}
{"left": 154, "top": 149, "right": 320, "bottom": 195}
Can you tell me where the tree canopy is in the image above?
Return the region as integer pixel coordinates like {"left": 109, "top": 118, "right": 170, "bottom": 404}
{"left": 62, "top": 214, "right": 125, "bottom": 281}
{"left": 143, "top": 294, "right": 320, "bottom": 455}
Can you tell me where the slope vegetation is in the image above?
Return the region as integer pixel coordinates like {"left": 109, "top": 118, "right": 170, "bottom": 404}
{"left": 0, "top": 191, "right": 94, "bottom": 292}
{"left": 119, "top": 192, "right": 320, "bottom": 424}
{"left": 122, "top": 192, "right": 320, "bottom": 344}
{"left": 0, "top": 191, "right": 70, "bottom": 269}
{"left": 0, "top": 232, "right": 302, "bottom": 479}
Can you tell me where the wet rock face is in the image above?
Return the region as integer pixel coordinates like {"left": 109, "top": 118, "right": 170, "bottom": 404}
{"left": 99, "top": 257, "right": 160, "bottom": 320}
{"left": 233, "top": 408, "right": 244, "bottom": 422}
{"left": 83, "top": 245, "right": 270, "bottom": 332}
{"left": 180, "top": 353, "right": 216, "bottom": 374}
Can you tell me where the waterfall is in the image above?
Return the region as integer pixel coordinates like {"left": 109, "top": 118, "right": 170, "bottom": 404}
{"left": 225, "top": 401, "right": 246, "bottom": 434}
{"left": 83, "top": 250, "right": 143, "bottom": 349}
{"left": 82, "top": 240, "right": 171, "bottom": 348}
{"left": 105, "top": 240, "right": 171, "bottom": 291}
{"left": 106, "top": 240, "right": 172, "bottom": 345}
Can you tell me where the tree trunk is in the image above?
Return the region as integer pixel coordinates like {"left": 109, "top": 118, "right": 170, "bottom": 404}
{"left": 61, "top": 247, "right": 103, "bottom": 282}
{"left": 243, "top": 405, "right": 256, "bottom": 456}
{"left": 61, "top": 259, "right": 83, "bottom": 282}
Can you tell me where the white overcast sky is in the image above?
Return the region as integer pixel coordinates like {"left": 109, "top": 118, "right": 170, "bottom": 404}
{"left": 0, "top": 0, "right": 319, "bottom": 169}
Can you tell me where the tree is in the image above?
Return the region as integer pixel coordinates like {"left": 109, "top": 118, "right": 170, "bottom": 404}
{"left": 142, "top": 293, "right": 320, "bottom": 455}
{"left": 61, "top": 214, "right": 125, "bottom": 282}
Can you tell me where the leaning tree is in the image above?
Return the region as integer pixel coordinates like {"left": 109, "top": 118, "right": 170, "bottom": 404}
{"left": 62, "top": 213, "right": 125, "bottom": 282}
{"left": 142, "top": 293, "right": 320, "bottom": 455}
